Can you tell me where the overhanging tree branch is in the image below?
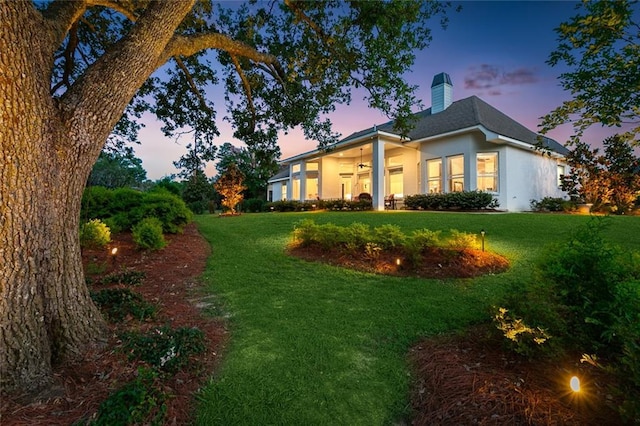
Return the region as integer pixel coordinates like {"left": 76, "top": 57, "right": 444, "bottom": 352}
{"left": 159, "top": 32, "right": 285, "bottom": 81}
{"left": 174, "top": 56, "right": 213, "bottom": 114}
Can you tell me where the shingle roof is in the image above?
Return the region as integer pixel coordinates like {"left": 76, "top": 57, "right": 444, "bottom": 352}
{"left": 340, "top": 96, "right": 568, "bottom": 155}
{"left": 268, "top": 165, "right": 289, "bottom": 181}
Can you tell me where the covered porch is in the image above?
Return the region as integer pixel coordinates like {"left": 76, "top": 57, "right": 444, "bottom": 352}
{"left": 269, "top": 134, "right": 420, "bottom": 211}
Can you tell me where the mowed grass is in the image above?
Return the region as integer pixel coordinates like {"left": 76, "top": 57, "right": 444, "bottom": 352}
{"left": 194, "top": 212, "right": 640, "bottom": 425}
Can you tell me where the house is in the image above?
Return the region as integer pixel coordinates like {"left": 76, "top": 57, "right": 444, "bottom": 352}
{"left": 267, "top": 73, "right": 568, "bottom": 212}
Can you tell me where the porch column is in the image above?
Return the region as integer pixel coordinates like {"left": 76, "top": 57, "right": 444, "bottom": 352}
{"left": 299, "top": 161, "right": 307, "bottom": 201}
{"left": 372, "top": 138, "right": 385, "bottom": 211}
{"left": 286, "top": 165, "right": 293, "bottom": 200}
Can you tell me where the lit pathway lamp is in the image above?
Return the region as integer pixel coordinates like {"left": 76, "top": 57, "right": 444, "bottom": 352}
{"left": 480, "top": 229, "right": 485, "bottom": 252}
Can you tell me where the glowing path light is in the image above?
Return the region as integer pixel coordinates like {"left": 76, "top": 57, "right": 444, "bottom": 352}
{"left": 570, "top": 376, "right": 580, "bottom": 392}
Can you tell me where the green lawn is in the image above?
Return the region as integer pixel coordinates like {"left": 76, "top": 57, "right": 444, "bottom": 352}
{"left": 193, "top": 212, "right": 640, "bottom": 425}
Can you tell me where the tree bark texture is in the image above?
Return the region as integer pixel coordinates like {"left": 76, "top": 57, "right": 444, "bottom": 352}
{"left": 0, "top": 0, "right": 194, "bottom": 392}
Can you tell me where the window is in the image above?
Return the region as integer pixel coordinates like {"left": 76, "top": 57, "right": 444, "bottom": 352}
{"left": 341, "top": 176, "right": 352, "bottom": 200}
{"left": 358, "top": 172, "right": 371, "bottom": 194}
{"left": 448, "top": 155, "right": 464, "bottom": 192}
{"left": 292, "top": 164, "right": 301, "bottom": 173}
{"left": 306, "top": 177, "right": 318, "bottom": 200}
{"left": 281, "top": 183, "right": 287, "bottom": 200}
{"left": 557, "top": 165, "right": 565, "bottom": 187}
{"left": 388, "top": 168, "right": 403, "bottom": 197}
{"left": 477, "top": 153, "right": 498, "bottom": 192}
{"left": 292, "top": 177, "right": 300, "bottom": 200}
{"left": 426, "top": 158, "right": 442, "bottom": 193}
{"left": 306, "top": 162, "right": 318, "bottom": 171}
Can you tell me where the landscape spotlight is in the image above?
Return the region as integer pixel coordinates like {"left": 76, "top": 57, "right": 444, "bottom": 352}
{"left": 570, "top": 376, "right": 580, "bottom": 393}
{"left": 480, "top": 229, "right": 485, "bottom": 252}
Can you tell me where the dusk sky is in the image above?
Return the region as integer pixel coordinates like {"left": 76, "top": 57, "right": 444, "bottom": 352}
{"left": 135, "top": 1, "right": 621, "bottom": 180}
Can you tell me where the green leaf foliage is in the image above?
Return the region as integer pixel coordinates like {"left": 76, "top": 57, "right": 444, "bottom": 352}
{"left": 132, "top": 218, "right": 167, "bottom": 251}
{"left": 542, "top": 0, "right": 640, "bottom": 143}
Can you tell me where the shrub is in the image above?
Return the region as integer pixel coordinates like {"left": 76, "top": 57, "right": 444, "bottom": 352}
{"left": 408, "top": 229, "right": 441, "bottom": 250}
{"left": 404, "top": 191, "right": 499, "bottom": 210}
{"left": 187, "top": 200, "right": 210, "bottom": 214}
{"left": 242, "top": 198, "right": 267, "bottom": 213}
{"left": 81, "top": 186, "right": 115, "bottom": 219}
{"left": 79, "top": 219, "right": 111, "bottom": 248}
{"left": 493, "top": 307, "right": 552, "bottom": 358}
{"left": 344, "top": 222, "right": 371, "bottom": 250}
{"left": 492, "top": 276, "right": 567, "bottom": 360}
{"left": 496, "top": 219, "right": 640, "bottom": 419}
{"left": 133, "top": 190, "right": 192, "bottom": 234}
{"left": 372, "top": 224, "right": 406, "bottom": 250}
{"left": 93, "top": 367, "right": 166, "bottom": 426}
{"left": 538, "top": 219, "right": 636, "bottom": 353}
{"left": 530, "top": 197, "right": 575, "bottom": 212}
{"left": 91, "top": 288, "right": 157, "bottom": 322}
{"left": 120, "top": 325, "right": 207, "bottom": 373}
{"left": 293, "top": 219, "right": 321, "bottom": 247}
{"left": 98, "top": 270, "right": 146, "bottom": 286}
{"left": 446, "top": 230, "right": 478, "bottom": 250}
{"left": 132, "top": 218, "right": 166, "bottom": 251}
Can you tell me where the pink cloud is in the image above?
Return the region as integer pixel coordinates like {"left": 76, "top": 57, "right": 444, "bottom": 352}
{"left": 464, "top": 64, "right": 539, "bottom": 95}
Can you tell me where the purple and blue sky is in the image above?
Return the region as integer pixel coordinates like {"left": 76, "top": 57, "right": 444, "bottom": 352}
{"left": 136, "top": 1, "right": 617, "bottom": 180}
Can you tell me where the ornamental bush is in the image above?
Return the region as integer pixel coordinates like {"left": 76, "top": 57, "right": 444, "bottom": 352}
{"left": 79, "top": 219, "right": 111, "bottom": 248}
{"left": 132, "top": 217, "right": 166, "bottom": 251}
{"left": 132, "top": 189, "right": 192, "bottom": 234}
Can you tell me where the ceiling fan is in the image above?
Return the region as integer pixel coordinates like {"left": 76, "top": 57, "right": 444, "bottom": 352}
{"left": 358, "top": 147, "right": 371, "bottom": 169}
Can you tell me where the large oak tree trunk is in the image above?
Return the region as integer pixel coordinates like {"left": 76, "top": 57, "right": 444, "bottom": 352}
{"left": 0, "top": 2, "right": 106, "bottom": 391}
{"left": 1, "top": 0, "right": 196, "bottom": 392}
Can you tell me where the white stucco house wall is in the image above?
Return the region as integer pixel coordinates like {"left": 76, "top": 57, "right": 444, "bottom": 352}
{"left": 267, "top": 72, "right": 568, "bottom": 212}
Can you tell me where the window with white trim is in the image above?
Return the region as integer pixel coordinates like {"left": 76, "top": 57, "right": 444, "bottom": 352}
{"left": 448, "top": 155, "right": 464, "bottom": 192}
{"left": 557, "top": 164, "right": 566, "bottom": 187}
{"left": 477, "top": 152, "right": 498, "bottom": 192}
{"left": 426, "top": 158, "right": 442, "bottom": 193}
{"left": 388, "top": 167, "right": 403, "bottom": 197}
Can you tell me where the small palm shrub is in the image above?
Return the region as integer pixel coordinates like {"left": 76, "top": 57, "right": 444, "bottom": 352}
{"left": 80, "top": 219, "right": 111, "bottom": 248}
{"left": 132, "top": 218, "right": 166, "bottom": 251}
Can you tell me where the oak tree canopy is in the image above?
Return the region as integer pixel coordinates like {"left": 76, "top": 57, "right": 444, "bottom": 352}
{"left": 0, "top": 0, "right": 451, "bottom": 392}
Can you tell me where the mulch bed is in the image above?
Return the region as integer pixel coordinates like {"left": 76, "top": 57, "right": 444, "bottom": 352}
{"left": 409, "top": 326, "right": 623, "bottom": 425}
{"left": 289, "top": 245, "right": 510, "bottom": 279}
{"left": 1, "top": 223, "right": 227, "bottom": 425}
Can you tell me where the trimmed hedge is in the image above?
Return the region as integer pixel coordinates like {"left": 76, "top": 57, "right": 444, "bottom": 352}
{"left": 404, "top": 191, "right": 499, "bottom": 211}
{"left": 266, "top": 199, "right": 372, "bottom": 212}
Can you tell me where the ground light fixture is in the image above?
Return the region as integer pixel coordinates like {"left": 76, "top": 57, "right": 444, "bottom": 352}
{"left": 111, "top": 247, "right": 118, "bottom": 264}
{"left": 480, "top": 229, "right": 485, "bottom": 252}
{"left": 570, "top": 376, "right": 581, "bottom": 393}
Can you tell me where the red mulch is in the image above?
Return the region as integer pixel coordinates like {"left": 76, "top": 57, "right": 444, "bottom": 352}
{"left": 289, "top": 244, "right": 510, "bottom": 279}
{"left": 1, "top": 223, "right": 227, "bottom": 425}
{"left": 409, "top": 326, "right": 623, "bottom": 425}
{"left": 1, "top": 224, "right": 622, "bottom": 425}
